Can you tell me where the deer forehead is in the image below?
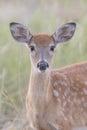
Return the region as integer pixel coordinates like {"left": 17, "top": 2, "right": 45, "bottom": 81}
{"left": 30, "top": 34, "right": 55, "bottom": 46}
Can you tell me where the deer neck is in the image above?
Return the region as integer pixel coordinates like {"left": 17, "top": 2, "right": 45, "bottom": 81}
{"left": 28, "top": 69, "right": 50, "bottom": 112}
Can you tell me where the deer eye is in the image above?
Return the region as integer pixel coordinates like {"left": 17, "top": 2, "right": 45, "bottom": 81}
{"left": 30, "top": 45, "right": 35, "bottom": 51}
{"left": 50, "top": 45, "right": 55, "bottom": 51}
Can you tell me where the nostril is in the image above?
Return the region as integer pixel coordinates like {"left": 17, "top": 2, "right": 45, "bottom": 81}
{"left": 37, "top": 63, "right": 40, "bottom": 68}
{"left": 47, "top": 63, "right": 49, "bottom": 68}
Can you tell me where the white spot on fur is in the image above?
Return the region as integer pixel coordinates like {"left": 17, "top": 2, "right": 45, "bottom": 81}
{"left": 53, "top": 90, "right": 59, "bottom": 97}
{"left": 59, "top": 87, "right": 61, "bottom": 91}
{"left": 48, "top": 121, "right": 60, "bottom": 130}
{"left": 63, "top": 95, "right": 65, "bottom": 100}
{"left": 83, "top": 102, "right": 87, "bottom": 107}
{"left": 59, "top": 111, "right": 65, "bottom": 118}
{"left": 59, "top": 111, "right": 67, "bottom": 121}
{"left": 83, "top": 89, "right": 87, "bottom": 95}
{"left": 81, "top": 97, "right": 85, "bottom": 102}
{"left": 59, "top": 81, "right": 67, "bottom": 87}
{"left": 64, "top": 88, "right": 71, "bottom": 97}
{"left": 63, "top": 101, "right": 67, "bottom": 107}
{"left": 67, "top": 98, "right": 71, "bottom": 103}
{"left": 84, "top": 81, "right": 87, "bottom": 85}
{"left": 78, "top": 99, "right": 82, "bottom": 104}
{"left": 30, "top": 122, "right": 36, "bottom": 130}
{"left": 54, "top": 82, "right": 58, "bottom": 87}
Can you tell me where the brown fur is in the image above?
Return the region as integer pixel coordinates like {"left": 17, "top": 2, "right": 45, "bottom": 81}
{"left": 30, "top": 34, "right": 55, "bottom": 46}
{"left": 10, "top": 22, "right": 86, "bottom": 130}
{"left": 26, "top": 61, "right": 87, "bottom": 130}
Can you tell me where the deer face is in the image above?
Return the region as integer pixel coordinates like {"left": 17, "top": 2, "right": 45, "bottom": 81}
{"left": 10, "top": 22, "right": 76, "bottom": 73}
{"left": 28, "top": 34, "right": 55, "bottom": 73}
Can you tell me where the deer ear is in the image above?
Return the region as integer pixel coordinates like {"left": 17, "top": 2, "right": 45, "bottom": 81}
{"left": 10, "top": 22, "right": 33, "bottom": 43}
{"left": 52, "top": 23, "right": 76, "bottom": 44}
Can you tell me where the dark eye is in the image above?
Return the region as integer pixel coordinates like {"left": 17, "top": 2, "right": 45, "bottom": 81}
{"left": 30, "top": 46, "right": 35, "bottom": 51}
{"left": 50, "top": 46, "right": 55, "bottom": 51}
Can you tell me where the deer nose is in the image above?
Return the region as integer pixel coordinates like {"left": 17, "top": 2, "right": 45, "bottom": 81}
{"left": 37, "top": 61, "right": 49, "bottom": 71}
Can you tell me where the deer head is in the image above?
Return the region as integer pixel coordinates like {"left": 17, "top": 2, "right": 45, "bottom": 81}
{"left": 10, "top": 22, "right": 76, "bottom": 73}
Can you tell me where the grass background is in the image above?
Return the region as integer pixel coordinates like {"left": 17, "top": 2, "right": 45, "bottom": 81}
{"left": 0, "top": 0, "right": 87, "bottom": 129}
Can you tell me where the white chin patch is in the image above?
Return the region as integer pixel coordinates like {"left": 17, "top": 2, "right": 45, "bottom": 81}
{"left": 32, "top": 66, "right": 49, "bottom": 74}
{"left": 37, "top": 68, "right": 49, "bottom": 73}
{"left": 33, "top": 68, "right": 49, "bottom": 74}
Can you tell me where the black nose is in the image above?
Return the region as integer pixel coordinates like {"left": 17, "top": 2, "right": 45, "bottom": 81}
{"left": 37, "top": 61, "right": 49, "bottom": 71}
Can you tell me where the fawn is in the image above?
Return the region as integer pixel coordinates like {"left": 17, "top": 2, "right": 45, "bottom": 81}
{"left": 10, "top": 22, "right": 87, "bottom": 130}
